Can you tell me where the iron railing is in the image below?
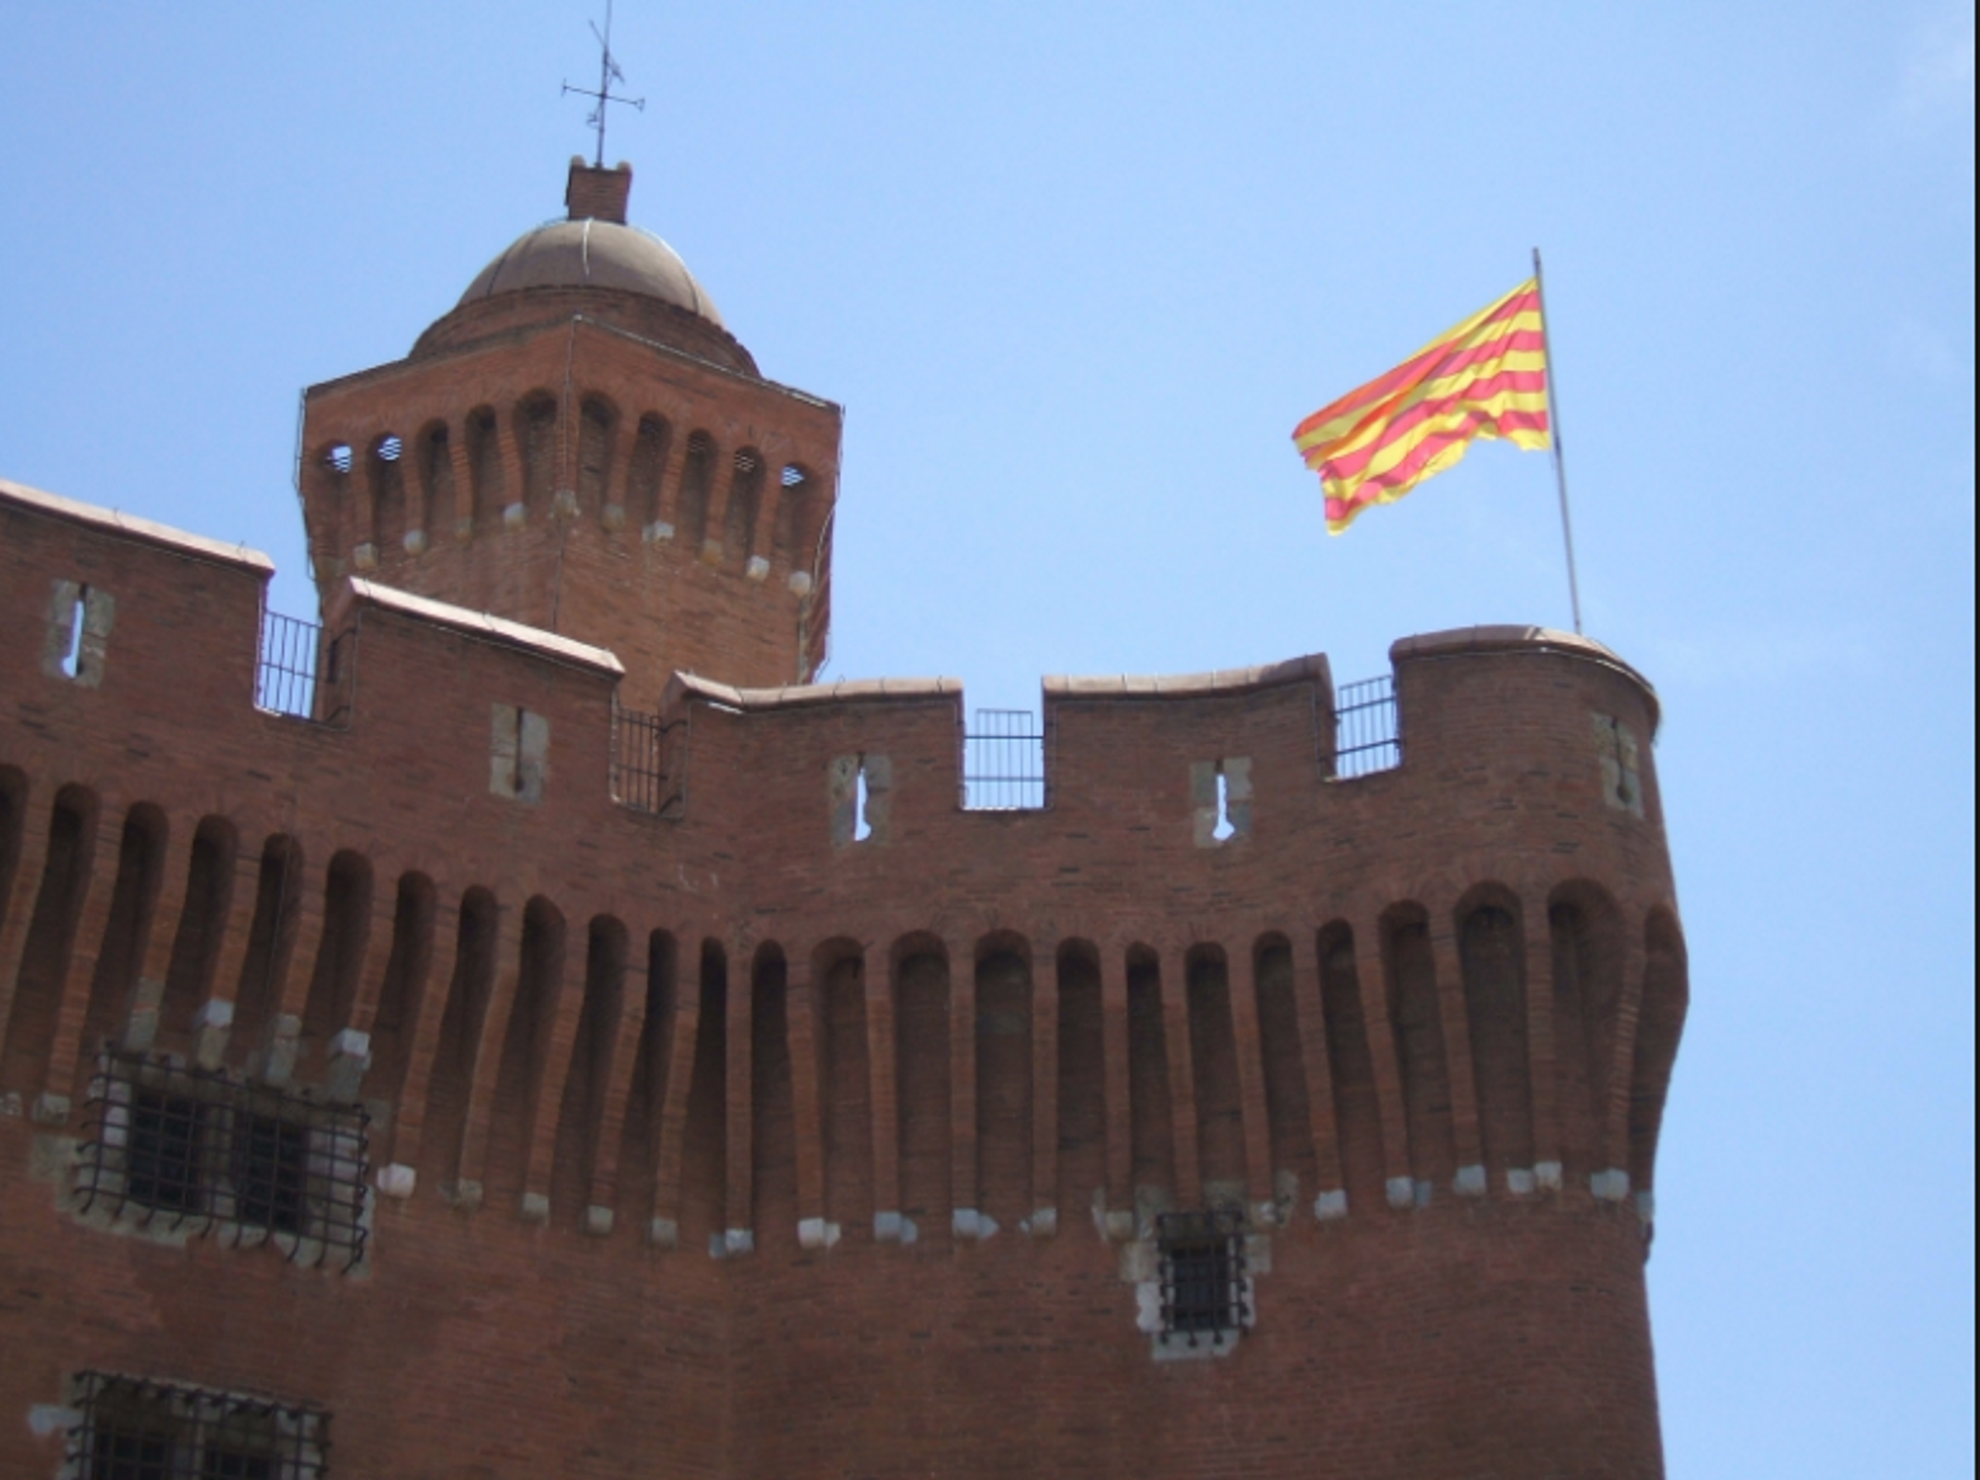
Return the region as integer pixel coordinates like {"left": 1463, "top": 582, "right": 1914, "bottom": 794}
{"left": 256, "top": 610, "right": 354, "bottom": 726}
{"left": 1156, "top": 1208, "right": 1250, "bottom": 1346}
{"left": 611, "top": 704, "right": 683, "bottom": 815}
{"left": 962, "top": 709, "right": 1046, "bottom": 811}
{"left": 1333, "top": 673, "right": 1401, "bottom": 778}
{"left": 67, "top": 1371, "right": 329, "bottom": 1480}
{"left": 74, "top": 1050, "right": 371, "bottom": 1272}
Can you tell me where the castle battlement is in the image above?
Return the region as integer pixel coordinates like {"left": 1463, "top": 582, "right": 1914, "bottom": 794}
{"left": 0, "top": 156, "right": 1689, "bottom": 1480}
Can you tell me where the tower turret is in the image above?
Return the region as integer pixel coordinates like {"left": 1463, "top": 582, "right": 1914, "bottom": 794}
{"left": 297, "top": 158, "right": 840, "bottom": 707}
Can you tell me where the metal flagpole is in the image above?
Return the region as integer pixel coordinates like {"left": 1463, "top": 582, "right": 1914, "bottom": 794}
{"left": 1531, "top": 247, "right": 1584, "bottom": 635}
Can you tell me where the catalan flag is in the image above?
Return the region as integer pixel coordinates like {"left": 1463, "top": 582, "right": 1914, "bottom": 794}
{"left": 1293, "top": 279, "right": 1551, "bottom": 534}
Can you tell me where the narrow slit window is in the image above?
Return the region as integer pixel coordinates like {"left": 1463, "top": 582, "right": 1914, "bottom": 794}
{"left": 1211, "top": 768, "right": 1236, "bottom": 842}
{"left": 61, "top": 585, "right": 88, "bottom": 678}
{"left": 854, "top": 764, "right": 873, "bottom": 842}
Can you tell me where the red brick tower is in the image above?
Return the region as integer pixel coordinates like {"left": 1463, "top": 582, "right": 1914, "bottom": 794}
{"left": 298, "top": 158, "right": 842, "bottom": 706}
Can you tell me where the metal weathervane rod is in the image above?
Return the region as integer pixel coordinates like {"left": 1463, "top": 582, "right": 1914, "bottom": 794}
{"left": 563, "top": 0, "right": 645, "bottom": 168}
{"left": 1532, "top": 247, "right": 1584, "bottom": 636}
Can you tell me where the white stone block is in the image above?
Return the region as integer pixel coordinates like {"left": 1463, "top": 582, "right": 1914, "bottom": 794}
{"left": 584, "top": 1205, "right": 614, "bottom": 1237}
{"left": 1386, "top": 1176, "right": 1415, "bottom": 1210}
{"left": 375, "top": 1163, "right": 416, "bottom": 1199}
{"left": 519, "top": 1192, "right": 550, "bottom": 1224}
{"left": 1454, "top": 1164, "right": 1487, "bottom": 1197}
{"left": 1535, "top": 1160, "right": 1564, "bottom": 1191}
{"left": 1507, "top": 1167, "right": 1537, "bottom": 1196}
{"left": 1313, "top": 1188, "right": 1349, "bottom": 1221}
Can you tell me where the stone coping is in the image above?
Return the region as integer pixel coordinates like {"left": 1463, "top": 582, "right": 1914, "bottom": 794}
{"left": 1392, "top": 625, "right": 1658, "bottom": 728}
{"left": 0, "top": 476, "right": 275, "bottom": 575}
{"left": 337, "top": 578, "right": 624, "bottom": 678}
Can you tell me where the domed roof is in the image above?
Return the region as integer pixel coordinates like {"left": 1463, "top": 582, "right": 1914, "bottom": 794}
{"left": 458, "top": 217, "right": 725, "bottom": 327}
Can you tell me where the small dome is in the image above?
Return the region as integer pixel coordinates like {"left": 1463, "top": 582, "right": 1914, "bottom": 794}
{"left": 458, "top": 218, "right": 725, "bottom": 327}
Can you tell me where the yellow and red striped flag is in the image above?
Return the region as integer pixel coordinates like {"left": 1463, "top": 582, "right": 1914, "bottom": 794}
{"left": 1293, "top": 279, "right": 1551, "bottom": 534}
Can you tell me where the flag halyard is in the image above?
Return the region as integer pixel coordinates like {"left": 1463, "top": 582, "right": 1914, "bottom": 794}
{"left": 1294, "top": 280, "right": 1551, "bottom": 534}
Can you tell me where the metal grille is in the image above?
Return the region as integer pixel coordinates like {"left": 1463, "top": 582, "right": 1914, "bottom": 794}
{"left": 962, "top": 709, "right": 1046, "bottom": 810}
{"left": 1156, "top": 1208, "right": 1249, "bottom": 1345}
{"left": 1334, "top": 673, "right": 1402, "bottom": 778}
{"left": 610, "top": 704, "right": 683, "bottom": 815}
{"left": 255, "top": 612, "right": 354, "bottom": 727}
{"left": 68, "top": 1372, "right": 329, "bottom": 1480}
{"left": 74, "top": 1051, "right": 370, "bottom": 1271}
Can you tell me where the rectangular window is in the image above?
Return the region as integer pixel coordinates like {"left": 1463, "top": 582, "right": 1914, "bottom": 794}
{"left": 76, "top": 1051, "right": 371, "bottom": 1271}
{"left": 1156, "top": 1209, "right": 1248, "bottom": 1347}
{"left": 69, "top": 1372, "right": 327, "bottom": 1480}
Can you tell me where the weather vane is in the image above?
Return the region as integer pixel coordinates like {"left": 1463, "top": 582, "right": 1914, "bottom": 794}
{"left": 562, "top": 0, "right": 644, "bottom": 168}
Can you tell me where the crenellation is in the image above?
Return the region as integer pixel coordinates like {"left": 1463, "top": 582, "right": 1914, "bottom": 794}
{"left": 0, "top": 157, "right": 1687, "bottom": 1479}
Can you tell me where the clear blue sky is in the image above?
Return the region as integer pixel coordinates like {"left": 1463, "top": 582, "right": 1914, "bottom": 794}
{"left": 2, "top": 3, "right": 1972, "bottom": 1473}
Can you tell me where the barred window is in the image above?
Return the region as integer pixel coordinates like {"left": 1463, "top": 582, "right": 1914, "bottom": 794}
{"left": 74, "top": 1051, "right": 370, "bottom": 1271}
{"left": 68, "top": 1372, "right": 328, "bottom": 1479}
{"left": 1156, "top": 1209, "right": 1249, "bottom": 1347}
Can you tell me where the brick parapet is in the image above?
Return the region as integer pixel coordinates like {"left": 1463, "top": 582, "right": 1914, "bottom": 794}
{"left": 0, "top": 477, "right": 1683, "bottom": 1478}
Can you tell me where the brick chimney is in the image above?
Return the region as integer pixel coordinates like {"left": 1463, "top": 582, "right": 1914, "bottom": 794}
{"left": 566, "top": 157, "right": 632, "bottom": 224}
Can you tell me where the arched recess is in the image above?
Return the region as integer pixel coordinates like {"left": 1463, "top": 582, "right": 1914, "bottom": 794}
{"left": 676, "top": 431, "right": 718, "bottom": 550}
{"left": 369, "top": 435, "right": 406, "bottom": 552}
{"left": 1457, "top": 886, "right": 1535, "bottom": 1181}
{"left": 750, "top": 941, "right": 796, "bottom": 1245}
{"left": 627, "top": 414, "right": 672, "bottom": 530}
{"left": 1382, "top": 902, "right": 1456, "bottom": 1188}
{"left": 722, "top": 447, "right": 765, "bottom": 566}
{"left": 486, "top": 896, "right": 568, "bottom": 1204}
{"left": 1186, "top": 944, "right": 1247, "bottom": 1205}
{"left": 772, "top": 464, "right": 814, "bottom": 569}
{"left": 0, "top": 785, "right": 98, "bottom": 1095}
{"left": 465, "top": 405, "right": 506, "bottom": 528}
{"left": 420, "top": 887, "right": 501, "bottom": 1190}
{"left": 159, "top": 816, "right": 237, "bottom": 1045}
{"left": 893, "top": 935, "right": 951, "bottom": 1224}
{"left": 616, "top": 929, "right": 680, "bottom": 1228}
{"left": 1319, "top": 921, "right": 1384, "bottom": 1207}
{"left": 552, "top": 915, "right": 628, "bottom": 1227}
{"left": 1126, "top": 944, "right": 1176, "bottom": 1220}
{"left": 365, "top": 872, "right": 437, "bottom": 1120}
{"left": 1629, "top": 908, "right": 1689, "bottom": 1196}
{"left": 576, "top": 395, "right": 618, "bottom": 515}
{"left": 77, "top": 803, "right": 169, "bottom": 1074}
{"left": 231, "top": 834, "right": 305, "bottom": 1062}
{"left": 812, "top": 938, "right": 869, "bottom": 1230}
{"left": 975, "top": 935, "right": 1033, "bottom": 1223}
{"left": 1254, "top": 934, "right": 1317, "bottom": 1208}
{"left": 416, "top": 421, "right": 454, "bottom": 537}
{"left": 678, "top": 939, "right": 730, "bottom": 1241}
{"left": 301, "top": 850, "right": 373, "bottom": 1059}
{"left": 1548, "top": 880, "right": 1626, "bottom": 1179}
{"left": 1055, "top": 939, "right": 1106, "bottom": 1216}
{"left": 516, "top": 391, "right": 560, "bottom": 516}
{"left": 0, "top": 767, "right": 28, "bottom": 941}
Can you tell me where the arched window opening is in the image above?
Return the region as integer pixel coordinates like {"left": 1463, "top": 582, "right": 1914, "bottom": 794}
{"left": 421, "top": 887, "right": 500, "bottom": 1189}
{"left": 617, "top": 930, "right": 679, "bottom": 1230}
{"left": 1126, "top": 947, "right": 1176, "bottom": 1226}
{"left": 369, "top": 436, "right": 406, "bottom": 554}
{"left": 894, "top": 942, "right": 951, "bottom": 1227}
{"left": 517, "top": 393, "right": 559, "bottom": 516}
{"left": 419, "top": 423, "right": 456, "bottom": 541}
{"left": 1459, "top": 900, "right": 1534, "bottom": 1182}
{"left": 1253, "top": 936, "right": 1317, "bottom": 1214}
{"left": 1055, "top": 942, "right": 1107, "bottom": 1218}
{"left": 1382, "top": 906, "right": 1454, "bottom": 1195}
{"left": 677, "top": 940, "right": 730, "bottom": 1241}
{"left": 628, "top": 414, "right": 672, "bottom": 535}
{"left": 366, "top": 872, "right": 437, "bottom": 1129}
{"left": 553, "top": 916, "right": 628, "bottom": 1226}
{"left": 0, "top": 767, "right": 33, "bottom": 944}
{"left": 577, "top": 396, "right": 618, "bottom": 516}
{"left": 816, "top": 941, "right": 869, "bottom": 1233}
{"left": 1186, "top": 947, "right": 1246, "bottom": 1204}
{"left": 1318, "top": 923, "right": 1384, "bottom": 1210}
{"left": 0, "top": 786, "right": 97, "bottom": 1098}
{"left": 1548, "top": 885, "right": 1625, "bottom": 1181}
{"left": 772, "top": 463, "right": 812, "bottom": 568}
{"left": 300, "top": 851, "right": 373, "bottom": 1058}
{"left": 975, "top": 946, "right": 1033, "bottom": 1225}
{"left": 677, "top": 431, "right": 718, "bottom": 550}
{"left": 76, "top": 805, "right": 168, "bottom": 1087}
{"left": 466, "top": 406, "right": 505, "bottom": 528}
{"left": 486, "top": 896, "right": 567, "bottom": 1204}
{"left": 158, "top": 817, "right": 236, "bottom": 1046}
{"left": 724, "top": 447, "right": 765, "bottom": 572}
{"left": 1629, "top": 910, "right": 1689, "bottom": 1202}
{"left": 750, "top": 943, "right": 796, "bottom": 1246}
